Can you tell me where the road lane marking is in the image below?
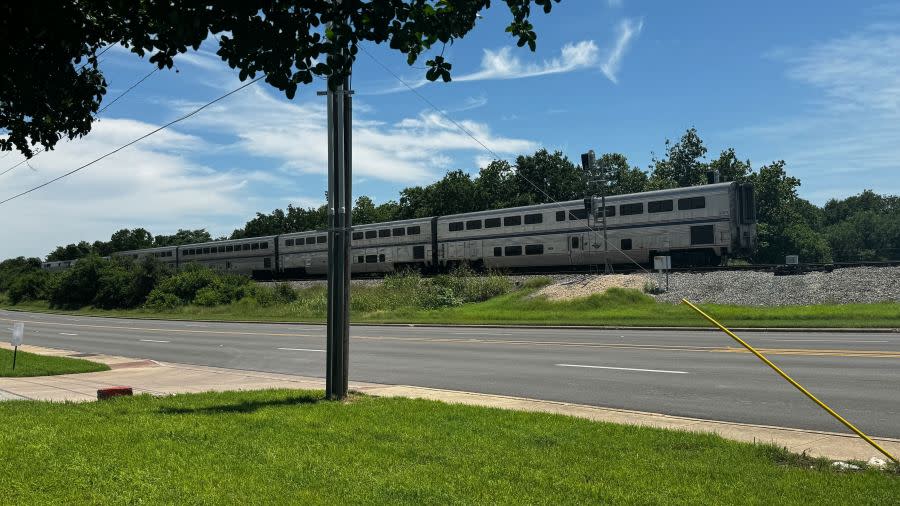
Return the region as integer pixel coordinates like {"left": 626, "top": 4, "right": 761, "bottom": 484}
{"left": 757, "top": 339, "right": 889, "bottom": 343}
{"left": 139, "top": 339, "right": 170, "bottom": 343}
{"left": 556, "top": 363, "right": 689, "bottom": 374}
{"left": 277, "top": 347, "right": 325, "bottom": 353}
{"left": 59, "top": 332, "right": 78, "bottom": 336}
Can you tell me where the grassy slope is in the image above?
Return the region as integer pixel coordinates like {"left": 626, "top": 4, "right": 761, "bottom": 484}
{"left": 0, "top": 348, "right": 109, "bottom": 377}
{"left": 3, "top": 288, "right": 899, "bottom": 328}
{"left": 0, "top": 389, "right": 895, "bottom": 504}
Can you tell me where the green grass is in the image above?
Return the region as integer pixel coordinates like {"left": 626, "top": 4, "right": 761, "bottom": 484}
{"left": 0, "top": 347, "right": 109, "bottom": 377}
{"left": 0, "top": 389, "right": 895, "bottom": 504}
{"left": 3, "top": 286, "right": 899, "bottom": 328}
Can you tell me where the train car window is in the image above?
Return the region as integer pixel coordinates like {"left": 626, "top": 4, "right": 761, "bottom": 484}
{"left": 413, "top": 246, "right": 425, "bottom": 259}
{"left": 203, "top": 247, "right": 211, "bottom": 254}
{"left": 690, "top": 225, "right": 715, "bottom": 245}
{"left": 243, "top": 244, "right": 251, "bottom": 251}
{"left": 393, "top": 227, "right": 406, "bottom": 236}
{"left": 357, "top": 255, "right": 364, "bottom": 263}
{"left": 620, "top": 203, "right": 644, "bottom": 216}
{"left": 365, "top": 230, "right": 377, "bottom": 239}
{"left": 678, "top": 196, "right": 706, "bottom": 210}
{"left": 378, "top": 229, "right": 390, "bottom": 238}
{"left": 261, "top": 242, "right": 269, "bottom": 249}
{"left": 407, "top": 226, "right": 421, "bottom": 235}
{"left": 524, "top": 213, "right": 543, "bottom": 225}
{"left": 218, "top": 246, "right": 226, "bottom": 253}
{"left": 504, "top": 215, "right": 522, "bottom": 226}
{"left": 352, "top": 232, "right": 363, "bottom": 240}
{"left": 285, "top": 239, "right": 295, "bottom": 247}
{"left": 493, "top": 246, "right": 502, "bottom": 256}
{"left": 525, "top": 244, "right": 544, "bottom": 255}
{"left": 305, "top": 237, "right": 315, "bottom": 245}
{"left": 504, "top": 245, "right": 523, "bottom": 256}
{"left": 648, "top": 200, "right": 674, "bottom": 213}
{"left": 264, "top": 258, "right": 272, "bottom": 268}
{"left": 316, "top": 236, "right": 326, "bottom": 244}
{"left": 251, "top": 243, "right": 259, "bottom": 250}
{"left": 484, "top": 218, "right": 501, "bottom": 228}
{"left": 226, "top": 245, "right": 234, "bottom": 252}
{"left": 448, "top": 222, "right": 464, "bottom": 232}
{"left": 556, "top": 210, "right": 566, "bottom": 222}
{"left": 365, "top": 255, "right": 378, "bottom": 263}
{"left": 379, "top": 254, "right": 386, "bottom": 262}
{"left": 602, "top": 206, "right": 616, "bottom": 217}
{"left": 621, "top": 238, "right": 632, "bottom": 250}
{"left": 571, "top": 237, "right": 580, "bottom": 249}
{"left": 568, "top": 208, "right": 588, "bottom": 220}
{"left": 466, "top": 220, "right": 482, "bottom": 230}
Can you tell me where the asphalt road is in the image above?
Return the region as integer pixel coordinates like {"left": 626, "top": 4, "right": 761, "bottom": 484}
{"left": 2, "top": 309, "right": 898, "bottom": 438}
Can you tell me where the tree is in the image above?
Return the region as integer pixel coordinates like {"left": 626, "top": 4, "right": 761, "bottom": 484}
{"left": 2, "top": 1, "right": 561, "bottom": 157}
{"left": 513, "top": 149, "right": 583, "bottom": 204}
{"left": 709, "top": 148, "right": 752, "bottom": 183}
{"left": 648, "top": 128, "right": 708, "bottom": 189}
{"left": 153, "top": 229, "right": 213, "bottom": 247}
{"left": 352, "top": 196, "right": 379, "bottom": 225}
{"left": 108, "top": 228, "right": 154, "bottom": 252}
{"left": 592, "top": 153, "right": 648, "bottom": 196}
{"left": 46, "top": 241, "right": 94, "bottom": 261}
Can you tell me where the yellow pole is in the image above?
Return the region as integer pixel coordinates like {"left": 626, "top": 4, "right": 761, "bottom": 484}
{"left": 681, "top": 298, "right": 897, "bottom": 464}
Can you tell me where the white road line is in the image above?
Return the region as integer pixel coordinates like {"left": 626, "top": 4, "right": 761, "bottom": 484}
{"left": 59, "top": 332, "right": 78, "bottom": 336}
{"left": 139, "top": 339, "right": 170, "bottom": 343}
{"left": 757, "top": 339, "right": 889, "bottom": 343}
{"left": 556, "top": 363, "right": 689, "bottom": 374}
{"left": 277, "top": 347, "right": 326, "bottom": 353}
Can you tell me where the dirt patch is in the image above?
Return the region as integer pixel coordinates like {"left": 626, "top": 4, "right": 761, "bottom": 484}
{"left": 534, "top": 274, "right": 651, "bottom": 301}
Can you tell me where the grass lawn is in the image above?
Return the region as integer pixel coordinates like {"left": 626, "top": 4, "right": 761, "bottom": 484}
{"left": 0, "top": 347, "right": 109, "bottom": 377}
{"left": 0, "top": 389, "right": 895, "bottom": 504}
{"left": 4, "top": 288, "right": 899, "bottom": 328}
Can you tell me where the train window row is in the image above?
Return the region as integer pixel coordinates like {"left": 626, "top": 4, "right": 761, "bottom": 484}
{"left": 351, "top": 225, "right": 422, "bottom": 241}
{"left": 183, "top": 241, "right": 269, "bottom": 256}
{"left": 450, "top": 213, "right": 543, "bottom": 232}
{"left": 596, "top": 196, "right": 707, "bottom": 218}
{"left": 492, "top": 244, "right": 545, "bottom": 257}
{"left": 555, "top": 209, "right": 590, "bottom": 221}
{"left": 349, "top": 245, "right": 426, "bottom": 264}
{"left": 285, "top": 236, "right": 326, "bottom": 247}
{"left": 151, "top": 251, "right": 173, "bottom": 258}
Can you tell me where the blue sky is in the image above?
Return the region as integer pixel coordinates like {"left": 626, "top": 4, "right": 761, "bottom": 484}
{"left": 3, "top": 0, "right": 899, "bottom": 259}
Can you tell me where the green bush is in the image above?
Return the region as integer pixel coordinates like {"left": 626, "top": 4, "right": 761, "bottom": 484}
{"left": 194, "top": 285, "right": 228, "bottom": 306}
{"left": 144, "top": 289, "right": 183, "bottom": 311}
{"left": 522, "top": 276, "right": 553, "bottom": 289}
{"left": 418, "top": 285, "right": 462, "bottom": 309}
{"left": 49, "top": 255, "right": 106, "bottom": 309}
{"left": 7, "top": 271, "right": 50, "bottom": 304}
{"left": 92, "top": 259, "right": 136, "bottom": 309}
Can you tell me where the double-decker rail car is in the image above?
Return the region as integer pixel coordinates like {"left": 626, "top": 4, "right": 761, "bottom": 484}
{"left": 40, "top": 182, "right": 757, "bottom": 277}
{"left": 437, "top": 181, "right": 756, "bottom": 269}
{"left": 178, "top": 236, "right": 277, "bottom": 277}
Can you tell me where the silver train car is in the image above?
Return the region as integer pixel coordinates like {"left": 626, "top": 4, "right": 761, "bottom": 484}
{"left": 41, "top": 182, "right": 756, "bottom": 276}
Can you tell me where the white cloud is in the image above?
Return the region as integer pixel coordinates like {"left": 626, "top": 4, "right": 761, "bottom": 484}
{"left": 176, "top": 86, "right": 536, "bottom": 185}
{"left": 727, "top": 22, "right": 900, "bottom": 202}
{"left": 600, "top": 18, "right": 643, "bottom": 84}
{"left": 455, "top": 40, "right": 600, "bottom": 82}
{"left": 0, "top": 119, "right": 260, "bottom": 259}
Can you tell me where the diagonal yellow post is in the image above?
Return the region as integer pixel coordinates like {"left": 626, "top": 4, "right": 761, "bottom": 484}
{"left": 681, "top": 298, "right": 897, "bottom": 463}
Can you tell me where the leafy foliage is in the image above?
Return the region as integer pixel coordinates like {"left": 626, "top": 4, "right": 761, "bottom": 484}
{"left": 2, "top": 1, "right": 560, "bottom": 157}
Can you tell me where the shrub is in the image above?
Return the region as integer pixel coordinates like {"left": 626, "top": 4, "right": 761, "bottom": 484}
{"left": 418, "top": 285, "right": 462, "bottom": 309}
{"left": 144, "top": 289, "right": 183, "bottom": 311}
{"left": 523, "top": 276, "right": 553, "bottom": 289}
{"left": 274, "top": 283, "right": 298, "bottom": 303}
{"left": 7, "top": 271, "right": 50, "bottom": 304}
{"left": 92, "top": 259, "right": 136, "bottom": 309}
{"left": 49, "top": 255, "right": 106, "bottom": 308}
{"left": 194, "top": 285, "right": 228, "bottom": 306}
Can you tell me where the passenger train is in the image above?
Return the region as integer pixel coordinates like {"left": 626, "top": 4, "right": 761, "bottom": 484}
{"left": 42, "top": 182, "right": 757, "bottom": 276}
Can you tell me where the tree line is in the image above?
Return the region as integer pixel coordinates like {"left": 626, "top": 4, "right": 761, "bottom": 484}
{"left": 27, "top": 128, "right": 900, "bottom": 265}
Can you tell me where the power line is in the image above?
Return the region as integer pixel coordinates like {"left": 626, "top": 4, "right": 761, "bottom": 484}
{"left": 1, "top": 66, "right": 160, "bottom": 177}
{"left": 360, "top": 46, "right": 652, "bottom": 275}
{"left": 0, "top": 76, "right": 263, "bottom": 206}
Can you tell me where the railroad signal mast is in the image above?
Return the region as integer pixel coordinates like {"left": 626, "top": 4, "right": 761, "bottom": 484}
{"left": 581, "top": 150, "right": 613, "bottom": 274}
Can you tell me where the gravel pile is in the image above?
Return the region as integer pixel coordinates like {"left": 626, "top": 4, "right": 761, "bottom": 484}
{"left": 651, "top": 267, "right": 900, "bottom": 306}
{"left": 534, "top": 274, "right": 650, "bottom": 300}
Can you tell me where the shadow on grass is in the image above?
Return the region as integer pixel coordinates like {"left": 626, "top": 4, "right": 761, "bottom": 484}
{"left": 156, "top": 395, "right": 324, "bottom": 415}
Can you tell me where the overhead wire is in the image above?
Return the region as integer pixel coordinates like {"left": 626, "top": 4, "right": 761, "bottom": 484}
{"left": 1, "top": 64, "right": 161, "bottom": 178}
{"left": 359, "top": 45, "right": 653, "bottom": 275}
{"left": 0, "top": 76, "right": 263, "bottom": 206}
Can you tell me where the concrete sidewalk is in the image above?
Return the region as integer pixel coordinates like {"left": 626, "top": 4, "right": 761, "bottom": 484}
{"left": 2, "top": 343, "right": 897, "bottom": 463}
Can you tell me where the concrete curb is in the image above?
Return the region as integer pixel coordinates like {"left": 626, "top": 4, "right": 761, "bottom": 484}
{"left": 2, "top": 307, "right": 897, "bottom": 333}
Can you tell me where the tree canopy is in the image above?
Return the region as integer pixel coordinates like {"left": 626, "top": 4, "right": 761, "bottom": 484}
{"left": 2, "top": 0, "right": 561, "bottom": 157}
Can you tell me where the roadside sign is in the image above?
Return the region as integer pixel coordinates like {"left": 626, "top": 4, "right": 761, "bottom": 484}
{"left": 653, "top": 256, "right": 672, "bottom": 270}
{"left": 11, "top": 322, "right": 23, "bottom": 347}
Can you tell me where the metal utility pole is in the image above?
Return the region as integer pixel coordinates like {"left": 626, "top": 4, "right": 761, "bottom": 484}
{"left": 320, "top": 4, "right": 352, "bottom": 400}
{"left": 582, "top": 150, "right": 613, "bottom": 274}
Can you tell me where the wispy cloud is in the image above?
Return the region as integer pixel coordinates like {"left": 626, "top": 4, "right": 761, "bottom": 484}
{"left": 600, "top": 18, "right": 643, "bottom": 84}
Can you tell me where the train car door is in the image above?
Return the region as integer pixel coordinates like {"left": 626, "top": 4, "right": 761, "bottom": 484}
{"left": 465, "top": 240, "right": 482, "bottom": 261}
{"left": 569, "top": 234, "right": 584, "bottom": 265}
